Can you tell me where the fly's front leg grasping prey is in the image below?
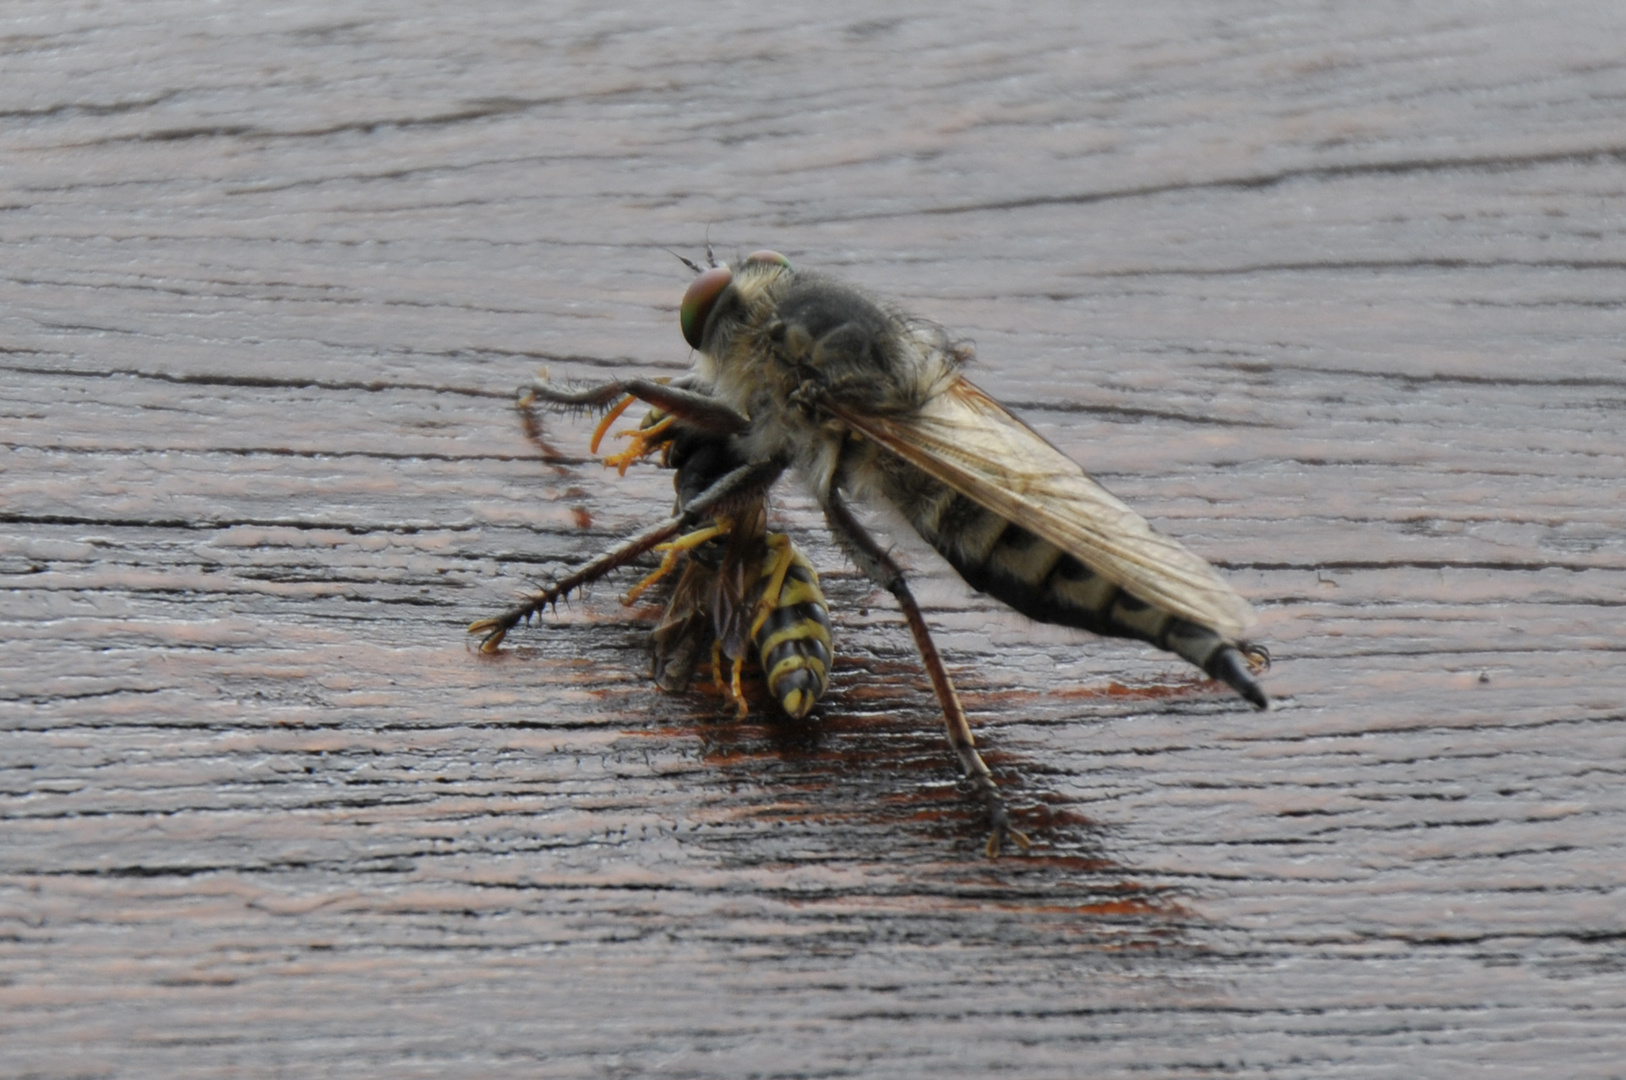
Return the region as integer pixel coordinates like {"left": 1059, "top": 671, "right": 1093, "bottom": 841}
{"left": 468, "top": 379, "right": 777, "bottom": 651}
{"left": 521, "top": 376, "right": 750, "bottom": 446}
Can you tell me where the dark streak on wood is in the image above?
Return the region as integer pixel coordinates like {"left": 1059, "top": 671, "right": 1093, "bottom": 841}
{"left": 3, "top": 2, "right": 1625, "bottom": 1077}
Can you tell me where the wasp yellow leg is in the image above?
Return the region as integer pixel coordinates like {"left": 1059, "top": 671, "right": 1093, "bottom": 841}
{"left": 704, "top": 640, "right": 750, "bottom": 718}
{"left": 824, "top": 492, "right": 1030, "bottom": 857}
{"left": 746, "top": 533, "right": 796, "bottom": 641}
{"left": 602, "top": 414, "right": 677, "bottom": 476}
{"left": 588, "top": 393, "right": 638, "bottom": 455}
{"left": 620, "top": 521, "right": 729, "bottom": 606}
{"left": 729, "top": 655, "right": 748, "bottom": 719}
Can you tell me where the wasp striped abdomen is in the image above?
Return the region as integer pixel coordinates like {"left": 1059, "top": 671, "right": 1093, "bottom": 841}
{"left": 751, "top": 537, "right": 833, "bottom": 720}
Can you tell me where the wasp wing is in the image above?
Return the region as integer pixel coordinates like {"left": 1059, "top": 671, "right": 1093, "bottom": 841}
{"left": 828, "top": 377, "right": 1257, "bottom": 638}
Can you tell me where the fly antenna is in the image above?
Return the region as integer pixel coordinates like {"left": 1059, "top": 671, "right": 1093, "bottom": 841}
{"left": 664, "top": 248, "right": 705, "bottom": 275}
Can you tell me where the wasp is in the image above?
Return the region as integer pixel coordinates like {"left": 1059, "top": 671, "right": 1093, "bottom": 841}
{"left": 472, "top": 250, "right": 1270, "bottom": 856}
{"left": 647, "top": 524, "right": 832, "bottom": 719}
{"left": 477, "top": 395, "right": 835, "bottom": 718}
{"left": 617, "top": 407, "right": 834, "bottom": 721}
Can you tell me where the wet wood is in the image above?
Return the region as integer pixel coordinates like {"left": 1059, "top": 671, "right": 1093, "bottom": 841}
{"left": 4, "top": 2, "right": 1624, "bottom": 1076}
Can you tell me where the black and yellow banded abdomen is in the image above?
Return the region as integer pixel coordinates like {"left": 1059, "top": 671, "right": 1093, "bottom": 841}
{"left": 752, "top": 540, "right": 833, "bottom": 720}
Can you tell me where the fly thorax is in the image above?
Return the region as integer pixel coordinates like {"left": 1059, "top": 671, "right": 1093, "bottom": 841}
{"left": 755, "top": 275, "right": 925, "bottom": 414}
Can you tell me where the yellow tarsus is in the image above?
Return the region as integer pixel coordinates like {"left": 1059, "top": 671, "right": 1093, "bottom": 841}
{"left": 730, "top": 656, "right": 748, "bottom": 718}
{"left": 601, "top": 414, "right": 676, "bottom": 476}
{"left": 708, "top": 641, "right": 750, "bottom": 719}
{"left": 986, "top": 825, "right": 1034, "bottom": 859}
{"left": 589, "top": 394, "right": 637, "bottom": 455}
{"left": 620, "top": 522, "right": 728, "bottom": 605}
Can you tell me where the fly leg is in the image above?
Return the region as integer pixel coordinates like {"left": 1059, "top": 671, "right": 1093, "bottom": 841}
{"left": 470, "top": 459, "right": 784, "bottom": 652}
{"left": 823, "top": 492, "right": 1031, "bottom": 857}
{"left": 469, "top": 514, "right": 691, "bottom": 652}
{"left": 522, "top": 376, "right": 751, "bottom": 476}
{"left": 522, "top": 376, "right": 750, "bottom": 438}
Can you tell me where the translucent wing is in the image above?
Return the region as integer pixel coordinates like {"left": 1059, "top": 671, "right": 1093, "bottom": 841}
{"left": 828, "top": 377, "right": 1257, "bottom": 637}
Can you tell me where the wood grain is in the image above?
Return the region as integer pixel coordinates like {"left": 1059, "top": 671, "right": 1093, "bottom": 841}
{"left": 3, "top": 2, "right": 1624, "bottom": 1077}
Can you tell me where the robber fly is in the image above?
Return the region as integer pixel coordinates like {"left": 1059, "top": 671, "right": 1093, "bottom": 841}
{"left": 472, "top": 249, "right": 1270, "bottom": 856}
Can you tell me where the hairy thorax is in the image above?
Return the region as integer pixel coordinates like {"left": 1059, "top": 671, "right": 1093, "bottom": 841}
{"left": 698, "top": 266, "right": 961, "bottom": 498}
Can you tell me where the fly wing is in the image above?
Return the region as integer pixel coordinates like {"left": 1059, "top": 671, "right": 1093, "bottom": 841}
{"left": 828, "top": 377, "right": 1257, "bottom": 637}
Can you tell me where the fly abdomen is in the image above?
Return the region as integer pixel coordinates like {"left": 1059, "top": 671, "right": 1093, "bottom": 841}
{"left": 941, "top": 508, "right": 1148, "bottom": 641}
{"left": 907, "top": 486, "right": 1128, "bottom": 637}
{"left": 897, "top": 477, "right": 1265, "bottom": 702}
{"left": 753, "top": 546, "right": 833, "bottom": 720}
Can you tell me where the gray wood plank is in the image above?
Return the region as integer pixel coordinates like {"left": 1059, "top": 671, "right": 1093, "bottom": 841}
{"left": 3, "top": 1, "right": 1624, "bottom": 1077}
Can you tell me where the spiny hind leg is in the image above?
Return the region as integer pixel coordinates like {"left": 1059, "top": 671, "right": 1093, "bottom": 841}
{"left": 471, "top": 460, "right": 784, "bottom": 652}
{"left": 469, "top": 513, "right": 691, "bottom": 652}
{"left": 823, "top": 492, "right": 1030, "bottom": 857}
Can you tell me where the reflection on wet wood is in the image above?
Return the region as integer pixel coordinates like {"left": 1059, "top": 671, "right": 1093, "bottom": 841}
{"left": 3, "top": 1, "right": 1624, "bottom": 1076}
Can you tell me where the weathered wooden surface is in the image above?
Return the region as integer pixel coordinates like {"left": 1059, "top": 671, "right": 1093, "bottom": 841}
{"left": 4, "top": 1, "right": 1625, "bottom": 1076}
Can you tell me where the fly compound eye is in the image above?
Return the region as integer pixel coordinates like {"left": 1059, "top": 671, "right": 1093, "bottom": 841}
{"left": 743, "top": 250, "right": 791, "bottom": 270}
{"left": 680, "top": 265, "right": 733, "bottom": 349}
